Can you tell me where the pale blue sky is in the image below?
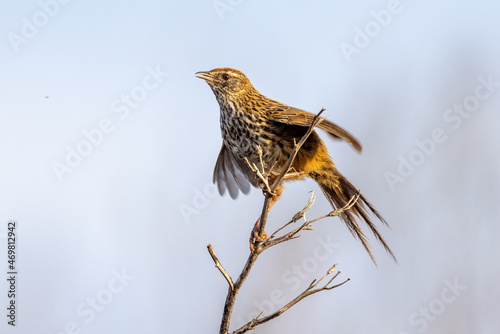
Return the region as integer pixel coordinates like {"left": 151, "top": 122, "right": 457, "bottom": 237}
{"left": 1, "top": 0, "right": 499, "bottom": 333}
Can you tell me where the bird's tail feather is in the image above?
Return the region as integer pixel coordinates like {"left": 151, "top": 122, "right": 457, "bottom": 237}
{"left": 312, "top": 167, "right": 396, "bottom": 265}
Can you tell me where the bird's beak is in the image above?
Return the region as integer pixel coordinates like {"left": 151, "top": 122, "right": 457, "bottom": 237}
{"left": 195, "top": 71, "right": 215, "bottom": 82}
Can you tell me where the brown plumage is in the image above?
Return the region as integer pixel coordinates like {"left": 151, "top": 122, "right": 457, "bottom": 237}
{"left": 196, "top": 67, "right": 395, "bottom": 264}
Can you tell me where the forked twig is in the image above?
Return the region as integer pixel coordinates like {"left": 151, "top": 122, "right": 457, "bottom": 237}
{"left": 309, "top": 192, "right": 361, "bottom": 224}
{"left": 269, "top": 191, "right": 316, "bottom": 239}
{"left": 244, "top": 153, "right": 273, "bottom": 194}
{"left": 262, "top": 192, "right": 361, "bottom": 251}
{"left": 256, "top": 108, "right": 325, "bottom": 236}
{"left": 232, "top": 266, "right": 349, "bottom": 334}
{"left": 207, "top": 109, "right": 349, "bottom": 334}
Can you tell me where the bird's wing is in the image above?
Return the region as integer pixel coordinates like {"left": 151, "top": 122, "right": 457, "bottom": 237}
{"left": 213, "top": 143, "right": 259, "bottom": 199}
{"left": 267, "top": 105, "right": 363, "bottom": 152}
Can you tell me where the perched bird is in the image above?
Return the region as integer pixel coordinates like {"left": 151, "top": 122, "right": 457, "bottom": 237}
{"left": 196, "top": 68, "right": 395, "bottom": 264}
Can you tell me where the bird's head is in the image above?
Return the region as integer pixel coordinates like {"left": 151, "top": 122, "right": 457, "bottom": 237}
{"left": 196, "top": 68, "right": 255, "bottom": 98}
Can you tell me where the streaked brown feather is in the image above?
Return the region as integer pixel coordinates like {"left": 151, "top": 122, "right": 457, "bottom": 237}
{"left": 267, "top": 105, "right": 362, "bottom": 152}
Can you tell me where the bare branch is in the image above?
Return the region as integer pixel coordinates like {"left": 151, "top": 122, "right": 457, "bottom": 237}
{"left": 261, "top": 197, "right": 316, "bottom": 251}
{"left": 209, "top": 109, "right": 351, "bottom": 334}
{"left": 269, "top": 191, "right": 316, "bottom": 239}
{"left": 258, "top": 109, "right": 325, "bottom": 238}
{"left": 207, "top": 244, "right": 234, "bottom": 291}
{"left": 231, "top": 266, "right": 349, "bottom": 334}
{"left": 270, "top": 108, "right": 325, "bottom": 192}
{"left": 309, "top": 192, "right": 361, "bottom": 224}
{"left": 244, "top": 156, "right": 273, "bottom": 193}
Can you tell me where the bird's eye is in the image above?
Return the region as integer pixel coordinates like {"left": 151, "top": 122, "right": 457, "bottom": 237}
{"left": 222, "top": 73, "right": 230, "bottom": 80}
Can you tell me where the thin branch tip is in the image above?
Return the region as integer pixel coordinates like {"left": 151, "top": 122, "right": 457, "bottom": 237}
{"left": 327, "top": 264, "right": 337, "bottom": 275}
{"left": 207, "top": 244, "right": 234, "bottom": 291}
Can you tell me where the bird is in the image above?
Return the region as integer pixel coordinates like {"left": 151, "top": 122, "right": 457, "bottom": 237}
{"left": 196, "top": 67, "right": 395, "bottom": 264}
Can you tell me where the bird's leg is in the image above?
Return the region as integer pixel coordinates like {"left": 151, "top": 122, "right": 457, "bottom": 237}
{"left": 250, "top": 183, "right": 284, "bottom": 251}
{"left": 250, "top": 217, "right": 265, "bottom": 246}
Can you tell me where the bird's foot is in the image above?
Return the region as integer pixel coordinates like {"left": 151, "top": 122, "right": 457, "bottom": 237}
{"left": 258, "top": 180, "right": 276, "bottom": 196}
{"left": 249, "top": 217, "right": 269, "bottom": 252}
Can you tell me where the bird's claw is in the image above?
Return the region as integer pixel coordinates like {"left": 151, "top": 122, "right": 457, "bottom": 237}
{"left": 249, "top": 217, "right": 269, "bottom": 251}
{"left": 258, "top": 180, "right": 276, "bottom": 196}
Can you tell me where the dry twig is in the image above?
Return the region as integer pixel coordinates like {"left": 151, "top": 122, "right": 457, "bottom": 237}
{"left": 269, "top": 108, "right": 325, "bottom": 192}
{"left": 207, "top": 244, "right": 234, "bottom": 291}
{"left": 207, "top": 109, "right": 351, "bottom": 334}
{"left": 232, "top": 265, "right": 350, "bottom": 334}
{"left": 261, "top": 192, "right": 359, "bottom": 251}
{"left": 255, "top": 109, "right": 325, "bottom": 238}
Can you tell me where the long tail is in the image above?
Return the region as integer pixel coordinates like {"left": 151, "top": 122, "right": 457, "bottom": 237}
{"left": 312, "top": 166, "right": 397, "bottom": 265}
